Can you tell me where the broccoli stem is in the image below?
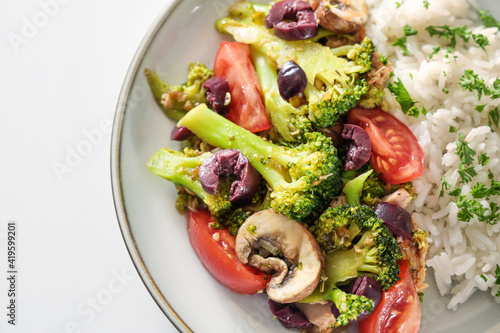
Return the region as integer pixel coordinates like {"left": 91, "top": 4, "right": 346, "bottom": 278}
{"left": 251, "top": 48, "right": 299, "bottom": 142}
{"left": 177, "top": 104, "right": 291, "bottom": 190}
{"left": 147, "top": 148, "right": 209, "bottom": 200}
{"left": 227, "top": 1, "right": 270, "bottom": 18}
{"left": 144, "top": 69, "right": 188, "bottom": 121}
{"left": 343, "top": 169, "right": 374, "bottom": 205}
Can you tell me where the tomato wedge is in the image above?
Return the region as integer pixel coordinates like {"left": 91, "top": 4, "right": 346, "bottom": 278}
{"left": 358, "top": 260, "right": 421, "bottom": 333}
{"left": 187, "top": 209, "right": 269, "bottom": 294}
{"left": 346, "top": 107, "right": 424, "bottom": 184}
{"left": 213, "top": 41, "right": 271, "bottom": 133}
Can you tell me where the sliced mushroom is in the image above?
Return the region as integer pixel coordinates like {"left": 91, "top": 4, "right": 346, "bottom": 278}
{"left": 398, "top": 216, "right": 429, "bottom": 294}
{"left": 382, "top": 188, "right": 412, "bottom": 209}
{"left": 367, "top": 52, "right": 394, "bottom": 88}
{"left": 295, "top": 302, "right": 336, "bottom": 332}
{"left": 311, "top": 0, "right": 368, "bottom": 34}
{"left": 235, "top": 210, "right": 324, "bottom": 303}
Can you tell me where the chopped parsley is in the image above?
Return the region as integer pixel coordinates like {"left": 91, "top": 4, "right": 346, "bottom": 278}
{"left": 392, "top": 24, "right": 418, "bottom": 56}
{"left": 440, "top": 175, "right": 452, "bottom": 197}
{"left": 388, "top": 78, "right": 425, "bottom": 117}
{"left": 380, "top": 53, "right": 388, "bottom": 65}
{"left": 478, "top": 9, "right": 500, "bottom": 30}
{"left": 488, "top": 80, "right": 500, "bottom": 99}
{"left": 476, "top": 105, "right": 500, "bottom": 131}
{"left": 423, "top": 0, "right": 430, "bottom": 9}
{"left": 478, "top": 153, "right": 490, "bottom": 166}
{"left": 473, "top": 33, "right": 490, "bottom": 51}
{"left": 456, "top": 132, "right": 475, "bottom": 166}
{"left": 475, "top": 104, "right": 487, "bottom": 112}
{"left": 481, "top": 274, "right": 488, "bottom": 282}
{"left": 455, "top": 195, "right": 500, "bottom": 224}
{"left": 495, "top": 265, "right": 500, "bottom": 297}
{"left": 455, "top": 133, "right": 477, "bottom": 183}
{"left": 429, "top": 45, "right": 441, "bottom": 58}
{"left": 425, "top": 25, "right": 490, "bottom": 51}
{"left": 449, "top": 125, "right": 457, "bottom": 133}
{"left": 489, "top": 107, "right": 500, "bottom": 129}
{"left": 442, "top": 133, "right": 500, "bottom": 224}
{"left": 459, "top": 69, "right": 500, "bottom": 100}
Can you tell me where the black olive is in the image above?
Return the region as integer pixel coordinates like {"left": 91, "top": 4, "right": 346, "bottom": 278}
{"left": 265, "top": 0, "right": 318, "bottom": 41}
{"left": 170, "top": 126, "right": 193, "bottom": 141}
{"left": 202, "top": 76, "right": 231, "bottom": 115}
{"left": 268, "top": 300, "right": 312, "bottom": 330}
{"left": 373, "top": 202, "right": 413, "bottom": 239}
{"left": 342, "top": 124, "right": 372, "bottom": 171}
{"left": 277, "top": 60, "right": 307, "bottom": 100}
{"left": 198, "top": 149, "right": 260, "bottom": 204}
{"left": 344, "top": 275, "right": 383, "bottom": 322}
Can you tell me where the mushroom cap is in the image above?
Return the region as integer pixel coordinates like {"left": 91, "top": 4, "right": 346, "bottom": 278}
{"left": 235, "top": 210, "right": 324, "bottom": 303}
{"left": 313, "top": 0, "right": 368, "bottom": 34}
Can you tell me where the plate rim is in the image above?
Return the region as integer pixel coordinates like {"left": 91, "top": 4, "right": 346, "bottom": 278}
{"left": 110, "top": 0, "right": 190, "bottom": 331}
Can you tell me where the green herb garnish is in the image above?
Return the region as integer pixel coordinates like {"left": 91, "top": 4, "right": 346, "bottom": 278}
{"left": 392, "top": 24, "right": 418, "bottom": 56}
{"left": 426, "top": 25, "right": 490, "bottom": 50}
{"left": 388, "top": 78, "right": 425, "bottom": 117}
{"left": 478, "top": 9, "right": 500, "bottom": 30}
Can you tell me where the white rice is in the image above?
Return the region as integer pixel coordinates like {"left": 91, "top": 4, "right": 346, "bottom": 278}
{"left": 365, "top": 0, "right": 500, "bottom": 310}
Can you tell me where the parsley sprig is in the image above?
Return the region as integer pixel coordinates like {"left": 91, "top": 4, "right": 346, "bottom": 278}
{"left": 488, "top": 107, "right": 500, "bottom": 129}
{"left": 388, "top": 78, "right": 427, "bottom": 117}
{"left": 476, "top": 105, "right": 500, "bottom": 131}
{"left": 459, "top": 69, "right": 500, "bottom": 100}
{"left": 440, "top": 134, "right": 500, "bottom": 224}
{"left": 495, "top": 265, "right": 500, "bottom": 297}
{"left": 392, "top": 24, "right": 418, "bottom": 56}
{"left": 425, "top": 25, "right": 490, "bottom": 51}
{"left": 478, "top": 10, "right": 500, "bottom": 30}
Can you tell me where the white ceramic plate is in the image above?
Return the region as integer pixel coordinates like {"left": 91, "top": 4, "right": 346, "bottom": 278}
{"left": 111, "top": 1, "right": 500, "bottom": 332}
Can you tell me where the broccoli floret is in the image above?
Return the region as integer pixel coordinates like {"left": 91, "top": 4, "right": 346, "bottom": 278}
{"left": 147, "top": 147, "right": 252, "bottom": 235}
{"left": 251, "top": 48, "right": 313, "bottom": 143}
{"left": 177, "top": 103, "right": 344, "bottom": 223}
{"left": 305, "top": 38, "right": 375, "bottom": 128}
{"left": 328, "top": 288, "right": 374, "bottom": 327}
{"left": 343, "top": 165, "right": 388, "bottom": 206}
{"left": 144, "top": 62, "right": 213, "bottom": 120}
{"left": 147, "top": 148, "right": 229, "bottom": 216}
{"left": 310, "top": 205, "right": 402, "bottom": 291}
{"left": 216, "top": 13, "right": 375, "bottom": 128}
{"left": 226, "top": 0, "right": 270, "bottom": 21}
{"left": 357, "top": 85, "right": 385, "bottom": 109}
{"left": 361, "top": 170, "right": 387, "bottom": 205}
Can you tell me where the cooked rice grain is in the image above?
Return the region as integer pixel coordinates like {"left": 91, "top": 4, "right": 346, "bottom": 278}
{"left": 366, "top": 0, "right": 500, "bottom": 309}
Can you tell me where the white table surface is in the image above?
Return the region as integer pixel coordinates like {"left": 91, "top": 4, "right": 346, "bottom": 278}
{"left": 1, "top": 0, "right": 179, "bottom": 332}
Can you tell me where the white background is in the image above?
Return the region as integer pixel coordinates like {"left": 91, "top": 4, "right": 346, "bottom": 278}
{"left": 0, "top": 0, "right": 179, "bottom": 332}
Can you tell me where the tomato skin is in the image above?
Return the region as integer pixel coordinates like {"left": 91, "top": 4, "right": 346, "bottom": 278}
{"left": 346, "top": 107, "right": 424, "bottom": 184}
{"left": 213, "top": 41, "right": 271, "bottom": 133}
{"left": 187, "top": 209, "right": 269, "bottom": 294}
{"left": 358, "top": 260, "right": 421, "bottom": 333}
